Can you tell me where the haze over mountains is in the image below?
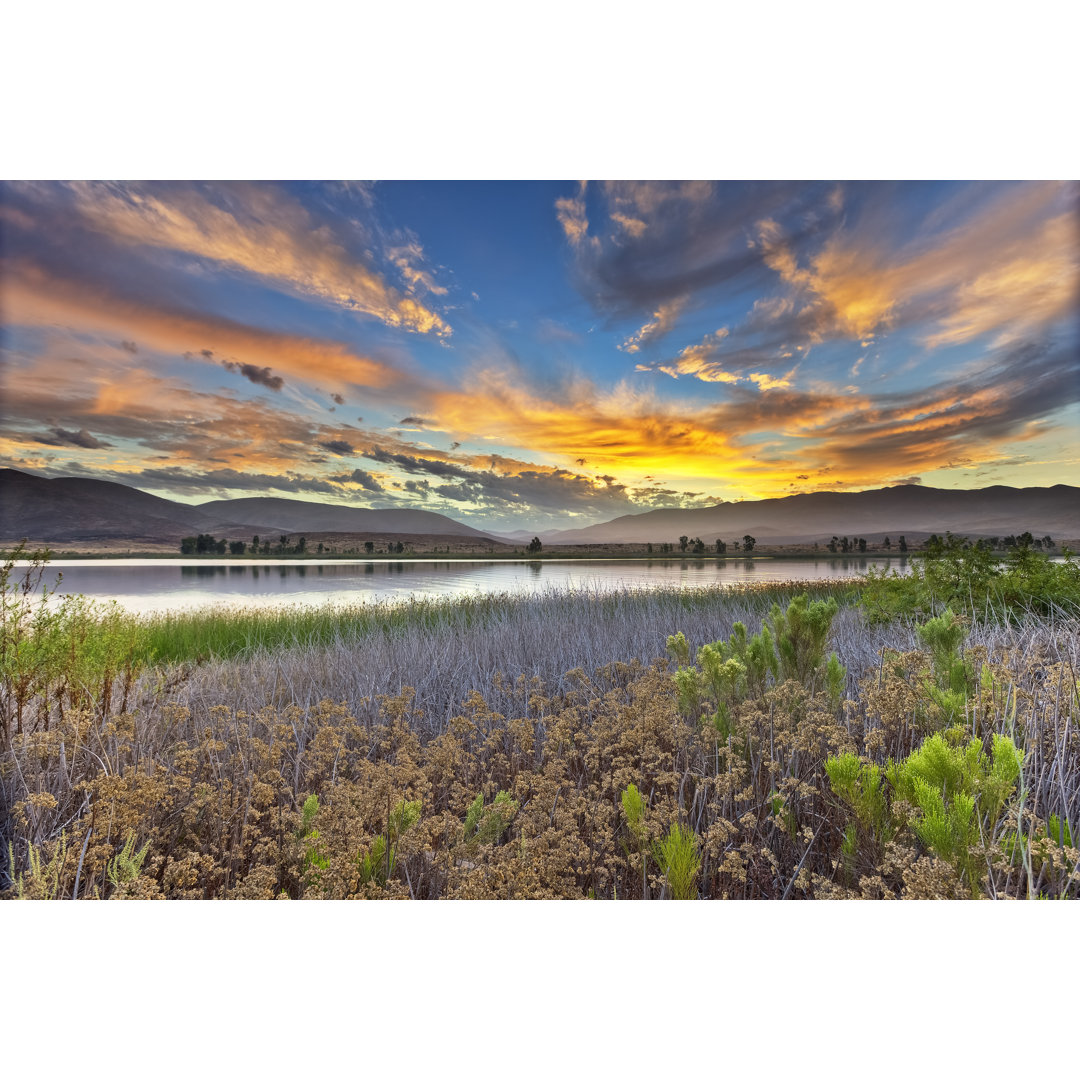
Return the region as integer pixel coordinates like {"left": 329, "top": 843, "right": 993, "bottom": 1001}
{"left": 0, "top": 470, "right": 495, "bottom": 544}
{"left": 539, "top": 484, "right": 1080, "bottom": 545}
{"left": 195, "top": 496, "right": 494, "bottom": 539}
{"left": 1, "top": 468, "right": 1077, "bottom": 547}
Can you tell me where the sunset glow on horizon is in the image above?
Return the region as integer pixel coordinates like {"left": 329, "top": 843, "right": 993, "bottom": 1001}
{"left": 1, "top": 180, "right": 1077, "bottom": 530}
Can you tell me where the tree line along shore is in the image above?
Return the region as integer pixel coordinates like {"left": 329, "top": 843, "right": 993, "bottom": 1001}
{"left": 1, "top": 527, "right": 1065, "bottom": 561}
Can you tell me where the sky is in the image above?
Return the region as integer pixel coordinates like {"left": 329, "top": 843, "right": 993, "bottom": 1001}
{"left": 0, "top": 180, "right": 1077, "bottom": 532}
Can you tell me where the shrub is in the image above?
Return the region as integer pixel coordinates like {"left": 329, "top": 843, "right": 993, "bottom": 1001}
{"left": 667, "top": 593, "right": 845, "bottom": 733}
{"left": 360, "top": 798, "right": 423, "bottom": 887}
{"left": 1, "top": 546, "right": 148, "bottom": 741}
{"left": 654, "top": 823, "right": 701, "bottom": 900}
{"left": 887, "top": 732, "right": 1023, "bottom": 895}
{"left": 463, "top": 791, "right": 515, "bottom": 846}
{"left": 861, "top": 533, "right": 1080, "bottom": 622}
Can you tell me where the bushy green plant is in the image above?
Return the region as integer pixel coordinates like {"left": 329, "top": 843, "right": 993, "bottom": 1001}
{"left": 620, "top": 783, "right": 647, "bottom": 841}
{"left": 825, "top": 753, "right": 894, "bottom": 843}
{"left": 861, "top": 533, "right": 1080, "bottom": 622}
{"left": 107, "top": 832, "right": 151, "bottom": 888}
{"left": 668, "top": 594, "right": 844, "bottom": 733}
{"left": 887, "top": 732, "right": 1022, "bottom": 894}
{"left": 768, "top": 593, "right": 840, "bottom": 683}
{"left": 359, "top": 797, "right": 423, "bottom": 887}
{"left": 827, "top": 731, "right": 1023, "bottom": 894}
{"left": 654, "top": 823, "right": 701, "bottom": 900}
{"left": 915, "top": 608, "right": 976, "bottom": 724}
{"left": 463, "top": 791, "right": 516, "bottom": 846}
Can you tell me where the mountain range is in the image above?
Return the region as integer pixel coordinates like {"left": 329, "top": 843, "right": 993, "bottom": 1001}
{"left": 537, "top": 483, "right": 1080, "bottom": 545}
{"left": 1, "top": 468, "right": 1077, "bottom": 547}
{"left": 0, "top": 470, "right": 495, "bottom": 543}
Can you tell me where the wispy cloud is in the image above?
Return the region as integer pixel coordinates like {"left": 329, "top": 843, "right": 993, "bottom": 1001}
{"left": 554, "top": 181, "right": 594, "bottom": 248}
{"left": 3, "top": 259, "right": 419, "bottom": 395}
{"left": 8, "top": 181, "right": 452, "bottom": 335}
{"left": 619, "top": 297, "right": 689, "bottom": 353}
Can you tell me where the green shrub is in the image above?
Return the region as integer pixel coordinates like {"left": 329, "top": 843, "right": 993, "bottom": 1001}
{"left": 861, "top": 533, "right": 1080, "bottom": 622}
{"left": 887, "top": 732, "right": 1022, "bottom": 894}
{"left": 107, "top": 832, "right": 151, "bottom": 888}
{"left": 768, "top": 593, "right": 840, "bottom": 683}
{"left": 669, "top": 593, "right": 844, "bottom": 732}
{"left": 915, "top": 608, "right": 977, "bottom": 725}
{"left": 1, "top": 546, "right": 149, "bottom": 740}
{"left": 827, "top": 731, "right": 1023, "bottom": 895}
{"left": 825, "top": 753, "right": 894, "bottom": 843}
{"left": 654, "top": 823, "right": 701, "bottom": 900}
{"left": 360, "top": 797, "right": 423, "bottom": 887}
{"left": 463, "top": 791, "right": 516, "bottom": 846}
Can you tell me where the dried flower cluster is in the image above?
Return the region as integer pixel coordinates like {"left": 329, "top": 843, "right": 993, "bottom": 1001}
{"left": 4, "top": 586, "right": 1078, "bottom": 899}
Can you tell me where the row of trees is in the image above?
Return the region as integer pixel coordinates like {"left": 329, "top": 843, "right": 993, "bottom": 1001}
{"left": 180, "top": 534, "right": 311, "bottom": 556}
{"left": 179, "top": 534, "right": 421, "bottom": 556}
{"left": 647, "top": 535, "right": 758, "bottom": 555}
{"left": 364, "top": 541, "right": 409, "bottom": 554}
{"left": 827, "top": 535, "right": 896, "bottom": 553}
{"left": 948, "top": 532, "right": 1055, "bottom": 551}
{"left": 825, "top": 533, "right": 1055, "bottom": 555}
{"left": 636, "top": 536, "right": 759, "bottom": 555}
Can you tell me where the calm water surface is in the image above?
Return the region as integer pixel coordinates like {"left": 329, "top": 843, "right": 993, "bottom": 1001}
{"left": 26, "top": 557, "right": 908, "bottom": 615}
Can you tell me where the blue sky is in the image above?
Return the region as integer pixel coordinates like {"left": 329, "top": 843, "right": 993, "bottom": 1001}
{"left": 1, "top": 180, "right": 1077, "bottom": 530}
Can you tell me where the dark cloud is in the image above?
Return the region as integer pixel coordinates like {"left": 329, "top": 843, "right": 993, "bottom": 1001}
{"left": 628, "top": 485, "right": 715, "bottom": 509}
{"left": 221, "top": 359, "right": 285, "bottom": 391}
{"left": 349, "top": 468, "right": 383, "bottom": 493}
{"left": 398, "top": 415, "right": 433, "bottom": 427}
{"left": 565, "top": 181, "right": 833, "bottom": 322}
{"left": 431, "top": 483, "right": 472, "bottom": 502}
{"left": 67, "top": 466, "right": 347, "bottom": 497}
{"left": 119, "top": 340, "right": 138, "bottom": 354}
{"left": 38, "top": 427, "right": 112, "bottom": 449}
{"left": 318, "top": 439, "right": 354, "bottom": 456}
{"left": 365, "top": 446, "right": 472, "bottom": 480}
{"left": 331, "top": 393, "right": 345, "bottom": 405}
{"left": 403, "top": 479, "right": 431, "bottom": 498}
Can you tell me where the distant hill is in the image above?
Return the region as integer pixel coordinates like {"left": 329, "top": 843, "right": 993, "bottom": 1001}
{"left": 195, "top": 496, "right": 494, "bottom": 539}
{"left": 0, "top": 470, "right": 495, "bottom": 544}
{"left": 0, "top": 468, "right": 230, "bottom": 543}
{"left": 3, "top": 470, "right": 1076, "bottom": 550}
{"left": 539, "top": 484, "right": 1080, "bottom": 545}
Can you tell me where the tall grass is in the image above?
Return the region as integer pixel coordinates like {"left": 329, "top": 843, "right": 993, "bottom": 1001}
{"left": 4, "top": 549, "right": 1080, "bottom": 899}
{"left": 139, "top": 579, "right": 857, "bottom": 664}
{"left": 167, "top": 582, "right": 867, "bottom": 734}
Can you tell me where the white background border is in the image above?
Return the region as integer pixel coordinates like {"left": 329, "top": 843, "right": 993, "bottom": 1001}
{"left": 3, "top": 1, "right": 1078, "bottom": 1073}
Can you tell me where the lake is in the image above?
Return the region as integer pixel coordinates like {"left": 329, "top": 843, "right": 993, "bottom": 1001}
{"left": 22, "top": 556, "right": 908, "bottom": 615}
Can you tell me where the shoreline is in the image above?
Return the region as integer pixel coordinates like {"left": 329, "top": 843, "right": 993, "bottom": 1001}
{"left": 3, "top": 548, "right": 916, "bottom": 563}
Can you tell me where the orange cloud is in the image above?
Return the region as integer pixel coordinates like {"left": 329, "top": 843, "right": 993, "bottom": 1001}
{"left": 922, "top": 212, "right": 1079, "bottom": 347}
{"left": 757, "top": 181, "right": 1079, "bottom": 349}
{"left": 56, "top": 182, "right": 451, "bottom": 335}
{"left": 555, "top": 181, "right": 594, "bottom": 248}
{"left": 637, "top": 328, "right": 794, "bottom": 389}
{"left": 2, "top": 260, "right": 419, "bottom": 395}
{"left": 619, "top": 297, "right": 689, "bottom": 352}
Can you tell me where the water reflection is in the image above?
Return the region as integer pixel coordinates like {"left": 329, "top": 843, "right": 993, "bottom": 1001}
{"left": 34, "top": 556, "right": 910, "bottom": 616}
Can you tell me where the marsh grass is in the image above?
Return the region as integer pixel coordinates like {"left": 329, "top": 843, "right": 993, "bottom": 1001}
{"left": 138, "top": 579, "right": 858, "bottom": 665}
{"left": 3, "top": 553, "right": 1079, "bottom": 900}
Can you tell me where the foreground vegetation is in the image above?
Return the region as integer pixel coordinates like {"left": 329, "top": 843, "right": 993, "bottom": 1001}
{"left": 2, "top": 541, "right": 1077, "bottom": 899}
